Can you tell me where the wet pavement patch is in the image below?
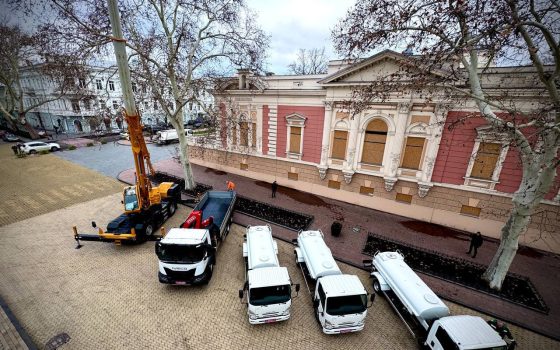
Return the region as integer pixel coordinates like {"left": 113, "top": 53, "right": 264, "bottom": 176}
{"left": 363, "top": 232, "right": 549, "bottom": 313}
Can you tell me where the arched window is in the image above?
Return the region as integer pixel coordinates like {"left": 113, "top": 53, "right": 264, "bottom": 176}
{"left": 361, "top": 119, "right": 388, "bottom": 165}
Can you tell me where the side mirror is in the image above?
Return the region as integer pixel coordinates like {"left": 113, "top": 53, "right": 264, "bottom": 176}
{"left": 295, "top": 284, "right": 300, "bottom": 293}
{"left": 91, "top": 221, "right": 97, "bottom": 228}
{"left": 291, "top": 238, "right": 298, "bottom": 244}
{"left": 244, "top": 281, "right": 249, "bottom": 290}
{"left": 238, "top": 289, "right": 244, "bottom": 299}
{"left": 121, "top": 200, "right": 124, "bottom": 204}
{"left": 363, "top": 259, "right": 372, "bottom": 269}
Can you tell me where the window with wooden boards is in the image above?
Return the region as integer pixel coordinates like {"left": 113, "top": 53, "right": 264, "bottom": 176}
{"left": 460, "top": 205, "right": 481, "bottom": 217}
{"left": 240, "top": 122, "right": 249, "bottom": 146}
{"left": 252, "top": 122, "right": 257, "bottom": 147}
{"left": 289, "top": 126, "right": 302, "bottom": 153}
{"left": 401, "top": 137, "right": 425, "bottom": 170}
{"left": 471, "top": 143, "right": 501, "bottom": 180}
{"left": 231, "top": 124, "right": 237, "bottom": 145}
{"left": 331, "top": 130, "right": 348, "bottom": 160}
{"left": 361, "top": 119, "right": 388, "bottom": 165}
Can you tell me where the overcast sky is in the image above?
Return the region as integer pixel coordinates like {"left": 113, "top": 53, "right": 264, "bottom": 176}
{"left": 246, "top": 0, "right": 356, "bottom": 74}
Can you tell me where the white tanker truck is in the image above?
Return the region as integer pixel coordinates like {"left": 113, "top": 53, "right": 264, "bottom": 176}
{"left": 366, "top": 251, "right": 510, "bottom": 349}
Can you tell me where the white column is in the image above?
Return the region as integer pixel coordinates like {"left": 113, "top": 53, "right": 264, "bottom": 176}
{"left": 385, "top": 103, "right": 409, "bottom": 180}
{"left": 342, "top": 112, "right": 360, "bottom": 183}
{"left": 317, "top": 101, "right": 334, "bottom": 180}
{"left": 417, "top": 104, "right": 447, "bottom": 197}
{"left": 256, "top": 105, "right": 263, "bottom": 155}
{"left": 267, "top": 105, "right": 277, "bottom": 156}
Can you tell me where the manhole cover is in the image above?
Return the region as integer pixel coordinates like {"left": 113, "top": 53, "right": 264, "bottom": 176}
{"left": 44, "top": 333, "right": 70, "bottom": 350}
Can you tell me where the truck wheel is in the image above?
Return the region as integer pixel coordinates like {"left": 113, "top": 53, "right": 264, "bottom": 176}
{"left": 145, "top": 224, "right": 154, "bottom": 237}
{"left": 203, "top": 264, "right": 213, "bottom": 285}
{"left": 168, "top": 202, "right": 177, "bottom": 216}
{"left": 372, "top": 278, "right": 381, "bottom": 294}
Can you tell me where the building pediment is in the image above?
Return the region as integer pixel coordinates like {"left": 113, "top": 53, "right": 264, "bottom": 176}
{"left": 318, "top": 50, "right": 447, "bottom": 86}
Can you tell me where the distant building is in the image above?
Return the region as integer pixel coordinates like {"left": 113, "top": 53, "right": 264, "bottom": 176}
{"left": 3, "top": 64, "right": 213, "bottom": 134}
{"left": 194, "top": 50, "right": 560, "bottom": 253}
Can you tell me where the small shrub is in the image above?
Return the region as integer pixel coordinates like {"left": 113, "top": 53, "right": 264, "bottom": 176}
{"left": 39, "top": 150, "right": 50, "bottom": 155}
{"left": 86, "top": 142, "right": 94, "bottom": 147}
{"left": 101, "top": 140, "right": 107, "bottom": 144}
{"left": 68, "top": 145, "right": 77, "bottom": 150}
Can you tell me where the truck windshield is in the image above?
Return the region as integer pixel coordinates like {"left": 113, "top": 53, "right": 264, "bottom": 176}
{"left": 249, "top": 285, "right": 291, "bottom": 306}
{"left": 156, "top": 243, "right": 205, "bottom": 264}
{"left": 326, "top": 294, "right": 367, "bottom": 316}
{"left": 124, "top": 188, "right": 139, "bottom": 211}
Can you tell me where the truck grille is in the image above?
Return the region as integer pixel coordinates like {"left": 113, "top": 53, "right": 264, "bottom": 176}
{"left": 164, "top": 267, "right": 196, "bottom": 281}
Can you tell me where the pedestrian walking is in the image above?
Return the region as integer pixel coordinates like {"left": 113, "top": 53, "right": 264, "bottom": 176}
{"left": 11, "top": 144, "right": 18, "bottom": 155}
{"left": 16, "top": 143, "right": 23, "bottom": 155}
{"left": 466, "top": 231, "right": 483, "bottom": 258}
{"left": 226, "top": 180, "right": 235, "bottom": 191}
{"left": 271, "top": 180, "right": 278, "bottom": 198}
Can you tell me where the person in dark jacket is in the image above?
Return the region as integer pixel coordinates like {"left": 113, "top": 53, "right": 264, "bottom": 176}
{"left": 271, "top": 180, "right": 278, "bottom": 198}
{"left": 467, "top": 231, "right": 483, "bottom": 258}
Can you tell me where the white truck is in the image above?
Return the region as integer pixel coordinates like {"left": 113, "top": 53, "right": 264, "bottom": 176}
{"left": 155, "top": 191, "right": 235, "bottom": 285}
{"left": 156, "top": 128, "right": 193, "bottom": 145}
{"left": 238, "top": 225, "right": 300, "bottom": 324}
{"left": 366, "top": 251, "right": 509, "bottom": 349}
{"left": 294, "top": 230, "right": 373, "bottom": 334}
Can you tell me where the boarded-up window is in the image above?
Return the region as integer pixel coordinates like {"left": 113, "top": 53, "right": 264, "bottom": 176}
{"left": 396, "top": 193, "right": 413, "bottom": 204}
{"left": 240, "top": 122, "right": 249, "bottom": 146}
{"left": 461, "top": 205, "right": 481, "bottom": 217}
{"left": 471, "top": 143, "right": 501, "bottom": 180}
{"left": 289, "top": 126, "right": 302, "bottom": 153}
{"left": 361, "top": 119, "right": 388, "bottom": 165}
{"left": 401, "top": 137, "right": 425, "bottom": 170}
{"left": 288, "top": 172, "right": 298, "bottom": 181}
{"left": 240, "top": 163, "right": 248, "bottom": 170}
{"left": 328, "top": 180, "right": 341, "bottom": 189}
{"left": 231, "top": 124, "right": 237, "bottom": 145}
{"left": 331, "top": 130, "right": 348, "bottom": 160}
{"left": 360, "top": 186, "right": 374, "bottom": 195}
{"left": 252, "top": 122, "right": 257, "bottom": 147}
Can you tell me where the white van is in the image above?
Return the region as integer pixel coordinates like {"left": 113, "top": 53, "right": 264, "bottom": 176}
{"left": 156, "top": 129, "right": 193, "bottom": 145}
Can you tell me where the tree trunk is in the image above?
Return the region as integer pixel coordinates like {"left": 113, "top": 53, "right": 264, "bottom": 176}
{"left": 19, "top": 112, "right": 40, "bottom": 139}
{"left": 482, "top": 201, "right": 530, "bottom": 289}
{"left": 171, "top": 119, "right": 196, "bottom": 190}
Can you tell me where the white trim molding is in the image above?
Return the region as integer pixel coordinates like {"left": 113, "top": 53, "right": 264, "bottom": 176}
{"left": 285, "top": 113, "right": 307, "bottom": 160}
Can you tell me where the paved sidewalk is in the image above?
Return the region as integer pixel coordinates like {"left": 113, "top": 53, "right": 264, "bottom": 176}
{"left": 0, "top": 297, "right": 33, "bottom": 350}
{"left": 118, "top": 159, "right": 560, "bottom": 341}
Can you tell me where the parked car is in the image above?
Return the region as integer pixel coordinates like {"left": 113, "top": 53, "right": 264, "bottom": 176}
{"left": 21, "top": 141, "right": 61, "bottom": 154}
{"left": 2, "top": 133, "right": 21, "bottom": 142}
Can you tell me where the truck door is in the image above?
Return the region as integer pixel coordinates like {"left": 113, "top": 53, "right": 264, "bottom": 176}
{"left": 315, "top": 282, "right": 327, "bottom": 326}
{"left": 428, "top": 325, "right": 459, "bottom": 350}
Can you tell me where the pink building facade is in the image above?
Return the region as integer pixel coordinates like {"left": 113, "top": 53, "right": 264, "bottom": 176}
{"left": 193, "top": 51, "right": 559, "bottom": 253}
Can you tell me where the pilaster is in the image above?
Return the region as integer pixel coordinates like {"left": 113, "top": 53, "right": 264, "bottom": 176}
{"left": 256, "top": 105, "right": 263, "bottom": 155}
{"left": 267, "top": 105, "right": 277, "bottom": 156}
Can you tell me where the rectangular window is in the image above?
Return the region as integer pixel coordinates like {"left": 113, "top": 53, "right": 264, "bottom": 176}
{"left": 328, "top": 180, "right": 341, "bottom": 190}
{"left": 252, "top": 123, "right": 257, "bottom": 147}
{"left": 289, "top": 126, "right": 302, "bottom": 153}
{"left": 361, "top": 133, "right": 386, "bottom": 164}
{"left": 331, "top": 130, "right": 348, "bottom": 160}
{"left": 132, "top": 82, "right": 137, "bottom": 93}
{"left": 288, "top": 172, "right": 298, "bottom": 181}
{"left": 83, "top": 99, "right": 91, "bottom": 110}
{"left": 71, "top": 100, "right": 80, "bottom": 112}
{"left": 359, "top": 186, "right": 374, "bottom": 195}
{"left": 240, "top": 163, "right": 248, "bottom": 171}
{"left": 396, "top": 193, "right": 412, "bottom": 204}
{"left": 78, "top": 79, "right": 86, "bottom": 88}
{"left": 460, "top": 205, "right": 481, "bottom": 217}
{"left": 435, "top": 327, "right": 458, "bottom": 350}
{"left": 401, "top": 137, "right": 425, "bottom": 170}
{"left": 112, "top": 101, "right": 119, "bottom": 109}
{"left": 108, "top": 80, "right": 115, "bottom": 91}
{"left": 232, "top": 124, "right": 237, "bottom": 145}
{"left": 144, "top": 101, "right": 149, "bottom": 110}
{"left": 470, "top": 143, "right": 501, "bottom": 180}
{"left": 240, "top": 122, "right": 249, "bottom": 146}
{"left": 96, "top": 79, "right": 102, "bottom": 90}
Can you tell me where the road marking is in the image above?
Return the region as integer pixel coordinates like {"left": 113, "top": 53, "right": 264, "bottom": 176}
{"left": 49, "top": 190, "right": 69, "bottom": 201}
{"left": 60, "top": 186, "right": 81, "bottom": 197}
{"left": 4, "top": 200, "right": 25, "bottom": 212}
{"left": 36, "top": 192, "right": 57, "bottom": 204}
{"left": 20, "top": 196, "right": 42, "bottom": 209}
{"left": 73, "top": 184, "right": 94, "bottom": 194}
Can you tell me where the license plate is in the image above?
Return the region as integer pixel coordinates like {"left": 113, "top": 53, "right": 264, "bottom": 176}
{"left": 339, "top": 329, "right": 352, "bottom": 334}
{"left": 175, "top": 281, "right": 187, "bottom": 285}
{"left": 265, "top": 319, "right": 277, "bottom": 323}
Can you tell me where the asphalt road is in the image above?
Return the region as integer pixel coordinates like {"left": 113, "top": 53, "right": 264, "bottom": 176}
{"left": 55, "top": 142, "right": 177, "bottom": 178}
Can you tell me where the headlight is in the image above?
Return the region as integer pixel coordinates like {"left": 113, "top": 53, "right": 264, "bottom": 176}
{"left": 325, "top": 320, "right": 333, "bottom": 329}
{"left": 249, "top": 310, "right": 257, "bottom": 320}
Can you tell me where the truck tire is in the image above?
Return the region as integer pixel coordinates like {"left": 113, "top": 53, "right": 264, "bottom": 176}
{"left": 203, "top": 264, "right": 213, "bottom": 285}
{"left": 168, "top": 201, "right": 177, "bottom": 216}
{"left": 372, "top": 277, "right": 381, "bottom": 294}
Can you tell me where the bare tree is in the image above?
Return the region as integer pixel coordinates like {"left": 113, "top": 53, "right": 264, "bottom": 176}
{"left": 49, "top": 0, "right": 268, "bottom": 190}
{"left": 287, "top": 47, "right": 328, "bottom": 75}
{"left": 0, "top": 23, "right": 87, "bottom": 138}
{"left": 333, "top": 0, "right": 559, "bottom": 290}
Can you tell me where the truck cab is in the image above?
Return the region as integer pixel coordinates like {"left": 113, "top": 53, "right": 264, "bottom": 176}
{"left": 313, "top": 275, "right": 369, "bottom": 334}
{"left": 240, "top": 225, "right": 298, "bottom": 324}
{"left": 155, "top": 228, "right": 216, "bottom": 285}
{"left": 426, "top": 316, "right": 508, "bottom": 350}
